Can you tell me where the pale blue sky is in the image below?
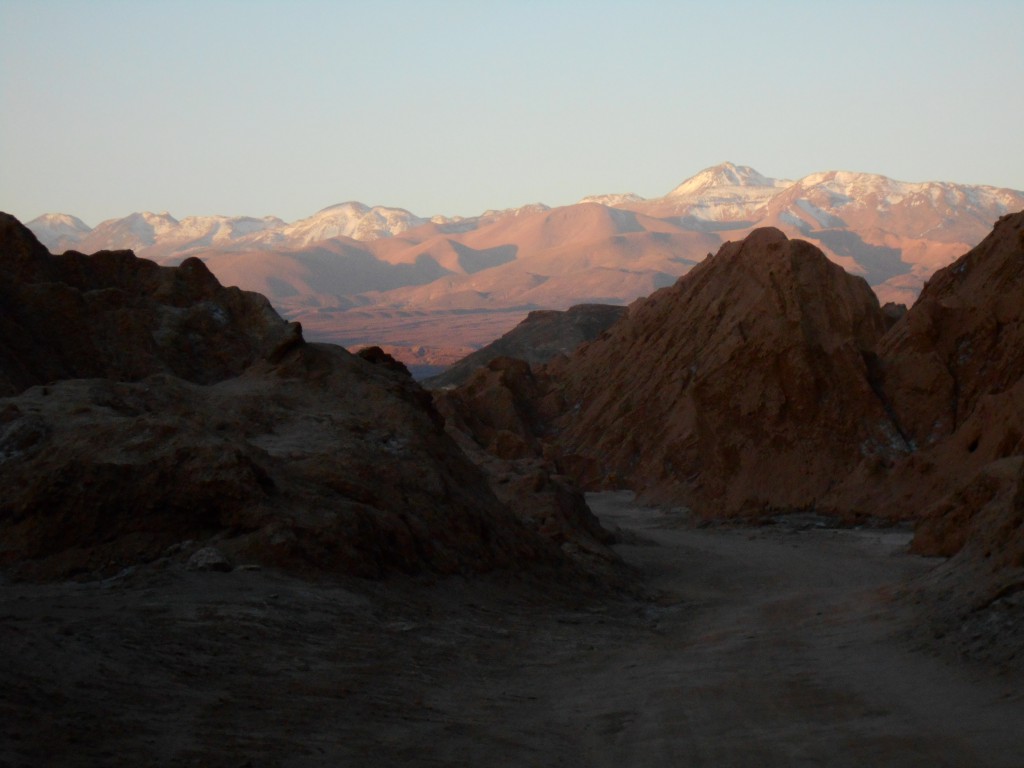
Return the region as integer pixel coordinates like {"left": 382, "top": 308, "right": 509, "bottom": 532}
{"left": 1, "top": 0, "right": 1021, "bottom": 225}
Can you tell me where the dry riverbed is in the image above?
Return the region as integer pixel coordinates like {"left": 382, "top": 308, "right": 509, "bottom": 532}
{"left": 2, "top": 491, "right": 1022, "bottom": 767}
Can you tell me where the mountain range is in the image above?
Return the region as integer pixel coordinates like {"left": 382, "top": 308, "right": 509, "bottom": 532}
{"left": 28, "top": 163, "right": 1024, "bottom": 371}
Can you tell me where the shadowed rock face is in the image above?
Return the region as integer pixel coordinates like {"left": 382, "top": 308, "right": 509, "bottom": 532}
{"left": 432, "top": 357, "right": 617, "bottom": 566}
{"left": 423, "top": 304, "right": 627, "bottom": 390}
{"left": 841, "top": 213, "right": 1024, "bottom": 537}
{"left": 878, "top": 213, "right": 1024, "bottom": 610}
{"left": 0, "top": 212, "right": 301, "bottom": 396}
{"left": 0, "top": 214, "right": 572, "bottom": 581}
{"left": 878, "top": 212, "right": 1024, "bottom": 448}
{"left": 552, "top": 228, "right": 899, "bottom": 517}
{"left": 0, "top": 348, "right": 556, "bottom": 581}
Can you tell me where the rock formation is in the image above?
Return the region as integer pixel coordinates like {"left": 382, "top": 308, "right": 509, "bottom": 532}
{"left": 0, "top": 213, "right": 594, "bottom": 581}
{"left": 0, "top": 213, "right": 300, "bottom": 396}
{"left": 430, "top": 214, "right": 1024, "bottom": 622}
{"left": 423, "top": 303, "right": 626, "bottom": 389}
{"left": 432, "top": 357, "right": 616, "bottom": 566}
{"left": 878, "top": 213, "right": 1024, "bottom": 614}
{"left": 551, "top": 228, "right": 902, "bottom": 517}
{"left": 821, "top": 213, "right": 1024, "bottom": 547}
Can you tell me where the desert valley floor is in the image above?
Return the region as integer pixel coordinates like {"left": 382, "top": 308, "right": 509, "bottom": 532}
{"left": 4, "top": 492, "right": 1022, "bottom": 768}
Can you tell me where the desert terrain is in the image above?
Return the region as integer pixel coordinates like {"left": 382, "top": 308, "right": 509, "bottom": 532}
{"left": 4, "top": 491, "right": 1022, "bottom": 768}
{"left": 3, "top": 209, "right": 1023, "bottom": 767}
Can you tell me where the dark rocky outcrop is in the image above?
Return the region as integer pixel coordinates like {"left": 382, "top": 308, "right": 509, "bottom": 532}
{"left": 877, "top": 213, "right": 1024, "bottom": 617}
{"left": 0, "top": 212, "right": 300, "bottom": 397}
{"left": 0, "top": 348, "right": 557, "bottom": 581}
{"left": 0, "top": 214, "right": 594, "bottom": 581}
{"left": 878, "top": 212, "right": 1024, "bottom": 449}
{"left": 551, "top": 227, "right": 900, "bottom": 517}
{"left": 434, "top": 357, "right": 562, "bottom": 461}
{"left": 433, "top": 357, "right": 616, "bottom": 565}
{"left": 423, "top": 304, "right": 626, "bottom": 389}
{"left": 827, "top": 213, "right": 1024, "bottom": 573}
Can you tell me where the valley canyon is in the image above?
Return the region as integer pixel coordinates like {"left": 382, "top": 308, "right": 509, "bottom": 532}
{"left": 3, "top": 165, "right": 1024, "bottom": 766}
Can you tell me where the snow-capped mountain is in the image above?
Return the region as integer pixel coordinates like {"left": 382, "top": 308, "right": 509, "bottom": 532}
{"left": 762, "top": 170, "right": 1024, "bottom": 239}
{"left": 616, "top": 164, "right": 1024, "bottom": 300}
{"left": 28, "top": 203, "right": 433, "bottom": 258}
{"left": 30, "top": 164, "right": 1021, "bottom": 261}
{"left": 645, "top": 162, "right": 793, "bottom": 223}
{"left": 79, "top": 211, "right": 182, "bottom": 250}
{"left": 268, "top": 202, "right": 429, "bottom": 246}
{"left": 666, "top": 161, "right": 785, "bottom": 197}
{"left": 25, "top": 213, "right": 91, "bottom": 253}
{"left": 634, "top": 163, "right": 1022, "bottom": 245}
{"left": 28, "top": 211, "right": 287, "bottom": 259}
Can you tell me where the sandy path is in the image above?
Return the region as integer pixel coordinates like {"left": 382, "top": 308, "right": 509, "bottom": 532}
{"left": 2, "top": 491, "right": 1022, "bottom": 766}
{"left": 536, "top": 493, "right": 1024, "bottom": 767}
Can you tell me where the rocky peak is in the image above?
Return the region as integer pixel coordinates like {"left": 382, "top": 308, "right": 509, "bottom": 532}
{"left": 0, "top": 212, "right": 53, "bottom": 280}
{"left": 552, "top": 227, "right": 896, "bottom": 515}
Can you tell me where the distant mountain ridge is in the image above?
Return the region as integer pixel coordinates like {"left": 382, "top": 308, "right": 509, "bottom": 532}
{"left": 27, "top": 163, "right": 1024, "bottom": 367}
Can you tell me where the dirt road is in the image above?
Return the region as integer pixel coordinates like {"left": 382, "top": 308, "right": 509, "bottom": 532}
{"left": 3, "top": 491, "right": 1022, "bottom": 767}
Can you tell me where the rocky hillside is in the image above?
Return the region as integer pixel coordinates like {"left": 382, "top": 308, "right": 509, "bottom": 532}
{"left": 538, "top": 212, "right": 1024, "bottom": 521}
{"left": 550, "top": 227, "right": 901, "bottom": 517}
{"left": 878, "top": 213, "right": 1024, "bottom": 617}
{"left": 0, "top": 213, "right": 607, "bottom": 582}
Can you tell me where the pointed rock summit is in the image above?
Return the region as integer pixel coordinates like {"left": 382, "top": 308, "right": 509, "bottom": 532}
{"left": 551, "top": 227, "right": 898, "bottom": 516}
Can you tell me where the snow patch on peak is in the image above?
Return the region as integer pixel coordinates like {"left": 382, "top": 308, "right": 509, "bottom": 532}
{"left": 173, "top": 215, "right": 285, "bottom": 245}
{"left": 25, "top": 213, "right": 93, "bottom": 252}
{"left": 28, "top": 212, "right": 91, "bottom": 230}
{"left": 480, "top": 203, "right": 552, "bottom": 219}
{"left": 316, "top": 201, "right": 372, "bottom": 216}
{"left": 279, "top": 203, "right": 428, "bottom": 245}
{"left": 578, "top": 192, "right": 645, "bottom": 206}
{"left": 668, "top": 162, "right": 788, "bottom": 198}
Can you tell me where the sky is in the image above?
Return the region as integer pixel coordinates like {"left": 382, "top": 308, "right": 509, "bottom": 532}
{"left": 1, "top": 0, "right": 1022, "bottom": 226}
